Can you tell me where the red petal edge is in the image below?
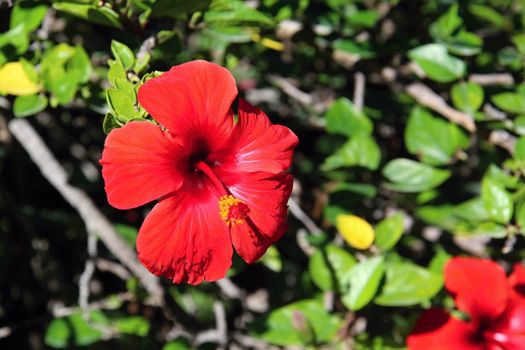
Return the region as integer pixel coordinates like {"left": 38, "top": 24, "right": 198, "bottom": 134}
{"left": 445, "top": 257, "right": 508, "bottom": 323}
{"left": 212, "top": 98, "right": 298, "bottom": 174}
{"left": 137, "top": 60, "right": 237, "bottom": 151}
{"left": 407, "top": 308, "right": 483, "bottom": 350}
{"left": 136, "top": 177, "right": 232, "bottom": 285}
{"left": 100, "top": 121, "right": 186, "bottom": 210}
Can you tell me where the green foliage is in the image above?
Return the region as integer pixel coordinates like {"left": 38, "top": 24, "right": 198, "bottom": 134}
{"left": 4, "top": 0, "right": 525, "bottom": 349}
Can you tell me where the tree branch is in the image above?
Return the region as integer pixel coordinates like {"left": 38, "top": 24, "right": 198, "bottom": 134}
{"left": 406, "top": 83, "right": 476, "bottom": 132}
{"left": 8, "top": 119, "right": 164, "bottom": 305}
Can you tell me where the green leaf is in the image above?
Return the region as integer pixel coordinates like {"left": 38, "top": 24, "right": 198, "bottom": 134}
{"left": 205, "top": 0, "right": 274, "bottom": 26}
{"left": 325, "top": 97, "right": 373, "bottom": 137}
{"left": 151, "top": 0, "right": 210, "bottom": 18}
{"left": 68, "top": 46, "right": 92, "bottom": 84}
{"left": 251, "top": 299, "right": 342, "bottom": 346}
{"left": 114, "top": 316, "right": 150, "bottom": 336}
{"left": 332, "top": 40, "right": 375, "bottom": 59}
{"left": 13, "top": 94, "right": 47, "bottom": 118}
{"left": 454, "top": 197, "right": 489, "bottom": 222}
{"left": 481, "top": 177, "right": 513, "bottom": 224}
{"left": 322, "top": 134, "right": 381, "bottom": 171}
{"left": 341, "top": 255, "right": 385, "bottom": 311}
{"left": 309, "top": 244, "right": 356, "bottom": 292}
{"left": 486, "top": 164, "right": 519, "bottom": 189}
{"left": 102, "top": 113, "right": 121, "bottom": 134}
{"left": 10, "top": 0, "right": 48, "bottom": 33}
{"left": 108, "top": 59, "right": 127, "bottom": 87}
{"left": 115, "top": 224, "right": 137, "bottom": 247}
{"left": 106, "top": 88, "right": 138, "bottom": 122}
{"left": 408, "top": 43, "right": 466, "bottom": 83}
{"left": 516, "top": 136, "right": 525, "bottom": 162}
{"left": 447, "top": 31, "right": 483, "bottom": 56}
{"left": 429, "top": 4, "right": 461, "bottom": 40}
{"left": 0, "top": 24, "right": 29, "bottom": 54}
{"left": 383, "top": 158, "right": 451, "bottom": 193}
{"left": 468, "top": 4, "right": 507, "bottom": 29}
{"left": 45, "top": 311, "right": 108, "bottom": 348}
{"left": 259, "top": 245, "right": 282, "bottom": 272}
{"left": 375, "top": 261, "right": 443, "bottom": 306}
{"left": 405, "top": 107, "right": 469, "bottom": 165}
{"left": 374, "top": 213, "right": 405, "bottom": 251}
{"left": 162, "top": 340, "right": 192, "bottom": 350}
{"left": 113, "top": 78, "right": 136, "bottom": 101}
{"left": 514, "top": 116, "right": 525, "bottom": 135}
{"left": 111, "top": 40, "right": 135, "bottom": 71}
{"left": 52, "top": 3, "right": 122, "bottom": 29}
{"left": 346, "top": 10, "right": 380, "bottom": 29}
{"left": 491, "top": 93, "right": 525, "bottom": 114}
{"left": 451, "top": 82, "right": 484, "bottom": 115}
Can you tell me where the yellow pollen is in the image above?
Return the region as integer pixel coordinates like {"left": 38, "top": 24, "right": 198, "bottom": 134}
{"left": 219, "top": 195, "right": 250, "bottom": 226}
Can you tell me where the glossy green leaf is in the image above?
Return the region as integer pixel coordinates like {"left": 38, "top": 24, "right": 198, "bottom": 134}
{"left": 68, "top": 46, "right": 92, "bottom": 84}
{"left": 106, "top": 88, "right": 138, "bottom": 122}
{"left": 481, "top": 177, "right": 513, "bottom": 224}
{"left": 10, "top": 0, "right": 48, "bottom": 33}
{"left": 52, "top": 3, "right": 122, "bottom": 28}
{"left": 383, "top": 159, "right": 451, "bottom": 193}
{"left": 374, "top": 213, "right": 405, "bottom": 251}
{"left": 454, "top": 197, "right": 489, "bottom": 222}
{"left": 451, "top": 82, "right": 484, "bottom": 114}
{"left": 205, "top": 0, "right": 274, "bottom": 26}
{"left": 514, "top": 136, "right": 525, "bottom": 163}
{"left": 447, "top": 31, "right": 483, "bottom": 56}
{"left": 429, "top": 4, "right": 461, "bottom": 40}
{"left": 341, "top": 255, "right": 385, "bottom": 311}
{"left": 251, "top": 299, "right": 342, "bottom": 346}
{"left": 375, "top": 262, "right": 443, "bottom": 306}
{"left": 405, "top": 107, "right": 469, "bottom": 165}
{"left": 111, "top": 40, "right": 135, "bottom": 71}
{"left": 325, "top": 97, "right": 373, "bottom": 137}
{"left": 309, "top": 244, "right": 356, "bottom": 292}
{"left": 408, "top": 43, "right": 466, "bottom": 83}
{"left": 45, "top": 311, "right": 108, "bottom": 348}
{"left": 322, "top": 134, "right": 381, "bottom": 171}
{"left": 151, "top": 0, "right": 210, "bottom": 18}
{"left": 114, "top": 316, "right": 150, "bottom": 336}
{"left": 13, "top": 94, "right": 47, "bottom": 118}
{"left": 491, "top": 93, "right": 525, "bottom": 114}
{"left": 259, "top": 245, "right": 282, "bottom": 272}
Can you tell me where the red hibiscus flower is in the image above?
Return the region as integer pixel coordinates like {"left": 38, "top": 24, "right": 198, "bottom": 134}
{"left": 100, "top": 60, "right": 298, "bottom": 285}
{"left": 407, "top": 257, "right": 525, "bottom": 350}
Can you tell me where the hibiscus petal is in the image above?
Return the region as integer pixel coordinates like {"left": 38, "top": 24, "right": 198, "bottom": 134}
{"left": 445, "top": 257, "right": 508, "bottom": 322}
{"left": 136, "top": 177, "right": 232, "bottom": 285}
{"left": 488, "top": 289, "right": 525, "bottom": 348}
{"left": 212, "top": 99, "right": 298, "bottom": 174}
{"left": 137, "top": 60, "right": 237, "bottom": 150}
{"left": 407, "top": 309, "right": 483, "bottom": 350}
{"left": 100, "top": 121, "right": 186, "bottom": 210}
{"left": 218, "top": 170, "right": 293, "bottom": 263}
{"left": 509, "top": 264, "right": 525, "bottom": 295}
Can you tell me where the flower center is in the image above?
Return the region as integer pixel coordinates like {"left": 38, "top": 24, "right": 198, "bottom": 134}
{"left": 219, "top": 195, "right": 250, "bottom": 225}
{"left": 194, "top": 161, "right": 250, "bottom": 226}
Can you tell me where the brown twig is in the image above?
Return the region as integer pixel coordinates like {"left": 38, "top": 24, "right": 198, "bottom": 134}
{"left": 489, "top": 130, "right": 516, "bottom": 154}
{"left": 353, "top": 72, "right": 365, "bottom": 111}
{"left": 267, "top": 75, "right": 313, "bottom": 106}
{"left": 469, "top": 73, "right": 515, "bottom": 86}
{"left": 406, "top": 83, "right": 476, "bottom": 132}
{"left": 8, "top": 119, "right": 164, "bottom": 305}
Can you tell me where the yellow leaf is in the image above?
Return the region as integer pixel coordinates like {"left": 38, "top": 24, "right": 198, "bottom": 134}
{"left": 0, "top": 62, "right": 40, "bottom": 96}
{"left": 336, "top": 214, "right": 375, "bottom": 250}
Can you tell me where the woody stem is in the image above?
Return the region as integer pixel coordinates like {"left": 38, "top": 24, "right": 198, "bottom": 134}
{"left": 195, "top": 161, "right": 229, "bottom": 195}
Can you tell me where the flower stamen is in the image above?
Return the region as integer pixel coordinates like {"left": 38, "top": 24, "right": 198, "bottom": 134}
{"left": 219, "top": 195, "right": 250, "bottom": 226}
